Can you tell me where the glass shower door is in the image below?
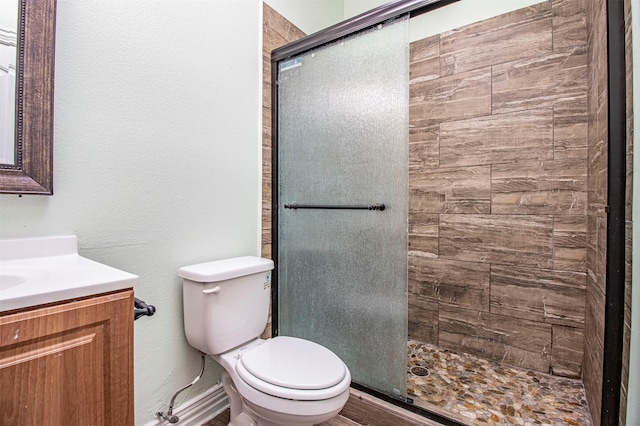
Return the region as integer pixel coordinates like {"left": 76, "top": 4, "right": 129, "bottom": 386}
{"left": 276, "top": 16, "right": 409, "bottom": 399}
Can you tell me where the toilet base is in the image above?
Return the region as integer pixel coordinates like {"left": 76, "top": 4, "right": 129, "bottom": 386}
{"left": 221, "top": 372, "right": 346, "bottom": 426}
{"left": 222, "top": 373, "right": 257, "bottom": 426}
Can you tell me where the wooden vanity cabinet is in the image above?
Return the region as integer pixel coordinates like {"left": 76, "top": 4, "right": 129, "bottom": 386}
{"left": 0, "top": 289, "right": 134, "bottom": 426}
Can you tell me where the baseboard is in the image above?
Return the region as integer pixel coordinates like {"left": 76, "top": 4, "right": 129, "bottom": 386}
{"left": 143, "top": 384, "right": 229, "bottom": 426}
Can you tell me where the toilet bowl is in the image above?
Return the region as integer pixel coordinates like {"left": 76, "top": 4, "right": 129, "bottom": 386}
{"left": 179, "top": 256, "right": 351, "bottom": 426}
{"left": 216, "top": 337, "right": 350, "bottom": 426}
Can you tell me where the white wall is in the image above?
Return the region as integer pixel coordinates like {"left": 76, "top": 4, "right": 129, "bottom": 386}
{"left": 0, "top": 0, "right": 262, "bottom": 424}
{"left": 264, "top": 0, "right": 343, "bottom": 35}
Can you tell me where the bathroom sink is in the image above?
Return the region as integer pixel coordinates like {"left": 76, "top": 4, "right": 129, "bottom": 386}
{"left": 0, "top": 274, "right": 25, "bottom": 291}
{"left": 0, "top": 266, "right": 50, "bottom": 291}
{"left": 0, "top": 236, "right": 138, "bottom": 312}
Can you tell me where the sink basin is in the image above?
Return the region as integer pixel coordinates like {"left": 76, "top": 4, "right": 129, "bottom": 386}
{"left": 0, "top": 275, "right": 25, "bottom": 291}
{"left": 0, "top": 266, "right": 51, "bottom": 291}
{"left": 0, "top": 236, "right": 138, "bottom": 312}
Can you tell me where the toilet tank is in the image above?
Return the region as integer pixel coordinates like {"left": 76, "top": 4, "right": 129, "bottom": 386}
{"left": 179, "top": 256, "right": 274, "bottom": 355}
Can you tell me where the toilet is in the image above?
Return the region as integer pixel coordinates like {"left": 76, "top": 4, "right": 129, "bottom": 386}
{"left": 179, "top": 256, "right": 351, "bottom": 426}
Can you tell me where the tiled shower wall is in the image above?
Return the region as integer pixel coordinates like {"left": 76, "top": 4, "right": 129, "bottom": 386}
{"left": 407, "top": 0, "right": 589, "bottom": 379}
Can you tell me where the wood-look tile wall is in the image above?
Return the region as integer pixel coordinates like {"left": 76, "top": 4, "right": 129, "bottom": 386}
{"left": 261, "top": 4, "right": 306, "bottom": 339}
{"left": 584, "top": 0, "right": 608, "bottom": 424}
{"left": 408, "top": 0, "right": 589, "bottom": 379}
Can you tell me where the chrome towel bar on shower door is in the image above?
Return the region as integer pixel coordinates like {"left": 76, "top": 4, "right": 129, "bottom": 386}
{"left": 283, "top": 203, "right": 385, "bottom": 211}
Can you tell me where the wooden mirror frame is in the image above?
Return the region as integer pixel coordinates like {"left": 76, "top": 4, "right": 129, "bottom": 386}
{"left": 0, "top": 0, "right": 56, "bottom": 195}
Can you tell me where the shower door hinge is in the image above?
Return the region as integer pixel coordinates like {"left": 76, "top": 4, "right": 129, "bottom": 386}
{"left": 605, "top": 205, "right": 611, "bottom": 213}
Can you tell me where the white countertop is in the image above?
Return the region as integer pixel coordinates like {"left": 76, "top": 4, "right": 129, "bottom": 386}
{"left": 0, "top": 235, "right": 138, "bottom": 313}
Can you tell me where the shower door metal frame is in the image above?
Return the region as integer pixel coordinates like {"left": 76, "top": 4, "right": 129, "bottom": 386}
{"left": 269, "top": 1, "right": 628, "bottom": 425}
{"left": 602, "top": 1, "right": 627, "bottom": 424}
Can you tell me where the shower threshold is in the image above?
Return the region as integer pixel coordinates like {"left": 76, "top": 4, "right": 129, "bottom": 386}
{"left": 407, "top": 340, "right": 592, "bottom": 425}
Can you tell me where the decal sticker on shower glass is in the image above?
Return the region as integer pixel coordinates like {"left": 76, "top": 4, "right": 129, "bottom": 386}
{"left": 279, "top": 58, "right": 302, "bottom": 72}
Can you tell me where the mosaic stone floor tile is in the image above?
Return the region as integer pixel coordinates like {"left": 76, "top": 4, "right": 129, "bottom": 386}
{"left": 407, "top": 340, "right": 592, "bottom": 426}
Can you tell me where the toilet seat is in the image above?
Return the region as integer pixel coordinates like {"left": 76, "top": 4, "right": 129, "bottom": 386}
{"left": 235, "top": 336, "right": 350, "bottom": 401}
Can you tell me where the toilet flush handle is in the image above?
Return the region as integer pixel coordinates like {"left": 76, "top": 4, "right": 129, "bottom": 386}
{"left": 202, "top": 286, "right": 221, "bottom": 295}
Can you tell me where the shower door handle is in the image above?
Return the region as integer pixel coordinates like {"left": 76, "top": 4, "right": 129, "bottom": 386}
{"left": 284, "top": 203, "right": 385, "bottom": 211}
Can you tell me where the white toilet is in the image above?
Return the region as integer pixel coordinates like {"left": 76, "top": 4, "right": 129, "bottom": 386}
{"left": 179, "top": 256, "right": 351, "bottom": 426}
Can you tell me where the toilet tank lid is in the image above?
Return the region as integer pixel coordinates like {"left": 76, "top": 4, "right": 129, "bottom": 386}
{"left": 178, "top": 256, "right": 274, "bottom": 282}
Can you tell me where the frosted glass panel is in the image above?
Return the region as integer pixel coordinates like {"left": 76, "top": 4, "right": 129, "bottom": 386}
{"left": 277, "top": 16, "right": 409, "bottom": 399}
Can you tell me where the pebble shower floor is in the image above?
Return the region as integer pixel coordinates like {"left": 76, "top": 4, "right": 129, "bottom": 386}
{"left": 407, "top": 340, "right": 592, "bottom": 425}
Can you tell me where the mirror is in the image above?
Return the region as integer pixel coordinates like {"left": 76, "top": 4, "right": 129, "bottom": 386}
{"left": 0, "top": 0, "right": 56, "bottom": 195}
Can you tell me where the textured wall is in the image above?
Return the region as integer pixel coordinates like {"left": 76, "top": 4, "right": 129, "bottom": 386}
{"left": 408, "top": 0, "right": 589, "bottom": 378}
{"left": 0, "top": 2, "right": 262, "bottom": 424}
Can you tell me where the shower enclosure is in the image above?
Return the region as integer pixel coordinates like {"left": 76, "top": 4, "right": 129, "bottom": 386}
{"left": 268, "top": 0, "right": 628, "bottom": 425}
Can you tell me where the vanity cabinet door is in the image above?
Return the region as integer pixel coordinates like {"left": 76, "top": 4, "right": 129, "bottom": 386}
{"left": 0, "top": 290, "right": 134, "bottom": 426}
